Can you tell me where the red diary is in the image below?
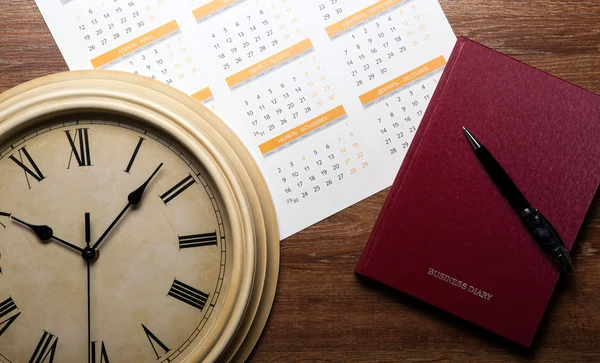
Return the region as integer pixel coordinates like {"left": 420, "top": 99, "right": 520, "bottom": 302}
{"left": 355, "top": 37, "right": 600, "bottom": 347}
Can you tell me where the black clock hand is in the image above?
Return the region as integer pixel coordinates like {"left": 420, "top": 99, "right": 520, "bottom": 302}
{"left": 85, "top": 213, "right": 92, "bottom": 363}
{"left": 85, "top": 212, "right": 91, "bottom": 247}
{"left": 92, "top": 163, "right": 163, "bottom": 250}
{"left": 10, "top": 215, "right": 84, "bottom": 253}
{"left": 87, "top": 258, "right": 91, "bottom": 363}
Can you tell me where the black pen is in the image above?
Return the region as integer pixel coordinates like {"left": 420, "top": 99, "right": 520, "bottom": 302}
{"left": 463, "top": 127, "right": 573, "bottom": 273}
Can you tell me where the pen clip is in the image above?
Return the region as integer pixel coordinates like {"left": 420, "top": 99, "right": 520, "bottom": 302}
{"left": 520, "top": 208, "right": 573, "bottom": 273}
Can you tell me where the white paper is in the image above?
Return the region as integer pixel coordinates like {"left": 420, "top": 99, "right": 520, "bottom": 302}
{"left": 35, "top": 0, "right": 456, "bottom": 238}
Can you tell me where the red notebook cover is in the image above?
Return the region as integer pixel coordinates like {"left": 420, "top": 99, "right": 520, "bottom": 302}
{"left": 356, "top": 37, "right": 600, "bottom": 347}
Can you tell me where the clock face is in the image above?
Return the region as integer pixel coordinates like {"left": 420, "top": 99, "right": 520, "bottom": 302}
{"left": 0, "top": 115, "right": 234, "bottom": 362}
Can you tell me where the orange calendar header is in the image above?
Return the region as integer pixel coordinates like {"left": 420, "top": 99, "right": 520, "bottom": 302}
{"left": 359, "top": 56, "right": 446, "bottom": 105}
{"left": 91, "top": 20, "right": 179, "bottom": 69}
{"left": 193, "top": 0, "right": 238, "bottom": 21}
{"left": 191, "top": 87, "right": 214, "bottom": 102}
{"left": 326, "top": 0, "right": 403, "bottom": 38}
{"left": 259, "top": 105, "right": 347, "bottom": 154}
{"left": 226, "top": 39, "right": 313, "bottom": 88}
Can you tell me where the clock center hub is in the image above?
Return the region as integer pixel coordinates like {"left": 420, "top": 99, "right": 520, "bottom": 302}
{"left": 82, "top": 247, "right": 99, "bottom": 263}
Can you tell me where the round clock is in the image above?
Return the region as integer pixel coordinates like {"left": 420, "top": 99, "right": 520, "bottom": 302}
{"left": 0, "top": 71, "right": 279, "bottom": 362}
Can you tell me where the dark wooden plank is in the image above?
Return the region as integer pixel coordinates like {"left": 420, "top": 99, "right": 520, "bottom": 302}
{"left": 0, "top": 0, "right": 67, "bottom": 92}
{"left": 0, "top": 1, "right": 598, "bottom": 362}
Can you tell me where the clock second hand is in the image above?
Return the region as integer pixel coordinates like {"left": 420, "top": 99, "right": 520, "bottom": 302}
{"left": 85, "top": 212, "right": 92, "bottom": 363}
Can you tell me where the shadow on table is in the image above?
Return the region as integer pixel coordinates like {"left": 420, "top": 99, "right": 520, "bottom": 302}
{"left": 354, "top": 272, "right": 571, "bottom": 360}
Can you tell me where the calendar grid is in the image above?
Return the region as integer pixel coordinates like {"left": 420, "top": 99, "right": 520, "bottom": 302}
{"left": 360, "top": 55, "right": 446, "bottom": 108}
{"left": 36, "top": 0, "right": 457, "bottom": 238}
{"left": 259, "top": 105, "right": 347, "bottom": 155}
{"left": 92, "top": 20, "right": 180, "bottom": 69}
{"left": 226, "top": 38, "right": 315, "bottom": 89}
{"left": 325, "top": 0, "right": 413, "bottom": 39}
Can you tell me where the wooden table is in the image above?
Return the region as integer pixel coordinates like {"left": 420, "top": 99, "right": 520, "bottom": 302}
{"left": 1, "top": 1, "right": 599, "bottom": 361}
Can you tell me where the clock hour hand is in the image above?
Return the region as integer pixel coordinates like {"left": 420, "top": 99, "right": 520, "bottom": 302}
{"left": 10, "top": 214, "right": 84, "bottom": 253}
{"left": 92, "top": 163, "right": 163, "bottom": 250}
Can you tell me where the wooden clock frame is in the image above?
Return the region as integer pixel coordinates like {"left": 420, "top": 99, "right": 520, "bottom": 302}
{"left": 0, "top": 71, "right": 279, "bottom": 362}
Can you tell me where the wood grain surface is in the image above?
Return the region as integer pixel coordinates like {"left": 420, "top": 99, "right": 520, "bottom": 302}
{"left": 1, "top": 1, "right": 599, "bottom": 362}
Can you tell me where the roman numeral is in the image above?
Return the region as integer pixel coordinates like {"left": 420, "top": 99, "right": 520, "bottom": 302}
{"left": 66, "top": 128, "right": 92, "bottom": 168}
{"left": 90, "top": 341, "right": 110, "bottom": 363}
{"left": 168, "top": 279, "right": 209, "bottom": 311}
{"left": 141, "top": 324, "right": 170, "bottom": 359}
{"left": 9, "top": 146, "right": 45, "bottom": 189}
{"left": 178, "top": 232, "right": 218, "bottom": 249}
{"left": 159, "top": 174, "right": 196, "bottom": 205}
{"left": 29, "top": 331, "right": 58, "bottom": 363}
{"left": 0, "top": 296, "right": 20, "bottom": 337}
{"left": 125, "top": 137, "right": 145, "bottom": 173}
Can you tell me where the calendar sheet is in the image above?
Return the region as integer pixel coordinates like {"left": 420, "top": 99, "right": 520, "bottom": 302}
{"left": 35, "top": 0, "right": 456, "bottom": 239}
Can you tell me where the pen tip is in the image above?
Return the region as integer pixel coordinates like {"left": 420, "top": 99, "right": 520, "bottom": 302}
{"left": 462, "top": 127, "right": 481, "bottom": 150}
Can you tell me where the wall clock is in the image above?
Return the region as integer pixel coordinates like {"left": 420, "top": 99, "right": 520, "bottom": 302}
{"left": 0, "top": 71, "right": 279, "bottom": 362}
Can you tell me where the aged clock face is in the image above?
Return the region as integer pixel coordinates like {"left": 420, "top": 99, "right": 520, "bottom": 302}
{"left": 0, "top": 115, "right": 234, "bottom": 362}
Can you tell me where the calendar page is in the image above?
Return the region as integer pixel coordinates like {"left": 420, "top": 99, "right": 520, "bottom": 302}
{"left": 35, "top": 0, "right": 456, "bottom": 239}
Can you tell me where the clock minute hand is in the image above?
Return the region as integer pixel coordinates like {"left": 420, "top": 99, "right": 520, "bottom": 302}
{"left": 90, "top": 203, "right": 130, "bottom": 251}
{"left": 10, "top": 215, "right": 84, "bottom": 253}
{"left": 128, "top": 163, "right": 163, "bottom": 206}
{"left": 92, "top": 163, "right": 163, "bottom": 250}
